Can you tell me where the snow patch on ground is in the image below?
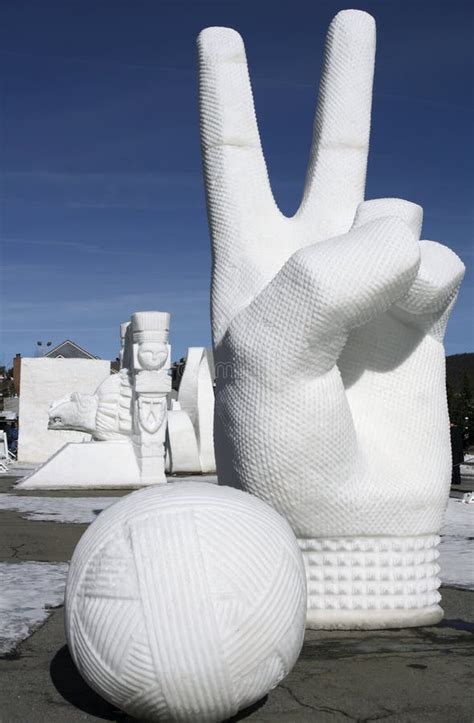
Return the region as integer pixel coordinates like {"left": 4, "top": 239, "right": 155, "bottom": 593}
{"left": 0, "top": 494, "right": 120, "bottom": 523}
{"left": 0, "top": 562, "right": 68, "bottom": 656}
{"left": 0, "top": 477, "right": 217, "bottom": 523}
{"left": 0, "top": 489, "right": 471, "bottom": 657}
{"left": 0, "top": 494, "right": 471, "bottom": 590}
{"left": 460, "top": 454, "right": 474, "bottom": 477}
{"left": 439, "top": 498, "right": 474, "bottom": 590}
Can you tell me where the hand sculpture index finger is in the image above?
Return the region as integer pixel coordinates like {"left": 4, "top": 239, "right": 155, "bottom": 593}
{"left": 198, "top": 10, "right": 376, "bottom": 239}
{"left": 198, "top": 27, "right": 276, "bottom": 225}
{"left": 199, "top": 13, "right": 377, "bottom": 345}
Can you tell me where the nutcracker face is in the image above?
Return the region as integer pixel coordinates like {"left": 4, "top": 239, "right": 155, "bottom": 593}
{"left": 137, "top": 342, "right": 168, "bottom": 371}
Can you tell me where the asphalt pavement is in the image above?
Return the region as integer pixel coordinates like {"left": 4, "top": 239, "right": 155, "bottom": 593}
{"left": 0, "top": 473, "right": 473, "bottom": 722}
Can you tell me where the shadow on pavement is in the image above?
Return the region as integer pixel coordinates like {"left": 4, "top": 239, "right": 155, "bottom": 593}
{"left": 50, "top": 645, "right": 130, "bottom": 721}
{"left": 440, "top": 617, "right": 474, "bottom": 633}
{"left": 50, "top": 644, "right": 268, "bottom": 722}
{"left": 224, "top": 695, "right": 268, "bottom": 721}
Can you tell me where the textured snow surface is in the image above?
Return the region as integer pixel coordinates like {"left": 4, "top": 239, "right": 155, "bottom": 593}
{"left": 0, "top": 562, "right": 68, "bottom": 655}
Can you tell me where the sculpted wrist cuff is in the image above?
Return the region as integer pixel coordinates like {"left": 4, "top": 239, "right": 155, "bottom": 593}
{"left": 299, "top": 534, "right": 442, "bottom": 629}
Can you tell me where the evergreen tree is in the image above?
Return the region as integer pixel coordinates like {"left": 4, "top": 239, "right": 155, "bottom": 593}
{"left": 450, "top": 372, "right": 474, "bottom": 448}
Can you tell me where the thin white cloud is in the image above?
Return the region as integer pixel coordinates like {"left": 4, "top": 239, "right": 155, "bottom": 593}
{"left": 1, "top": 236, "right": 208, "bottom": 258}
{"left": 2, "top": 237, "right": 103, "bottom": 252}
{"left": 2, "top": 289, "right": 210, "bottom": 332}
{"left": 1, "top": 48, "right": 193, "bottom": 75}
{"left": 3, "top": 169, "right": 203, "bottom": 210}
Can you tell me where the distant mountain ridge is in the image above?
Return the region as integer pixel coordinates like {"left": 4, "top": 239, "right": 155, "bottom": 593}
{"left": 446, "top": 353, "right": 474, "bottom": 393}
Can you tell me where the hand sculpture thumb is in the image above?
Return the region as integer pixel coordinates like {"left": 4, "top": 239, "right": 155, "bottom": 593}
{"left": 215, "top": 199, "right": 463, "bottom": 630}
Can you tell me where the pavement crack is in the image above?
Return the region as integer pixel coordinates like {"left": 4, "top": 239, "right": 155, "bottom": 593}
{"left": 278, "top": 683, "right": 356, "bottom": 719}
{"left": 360, "top": 708, "right": 399, "bottom": 722}
{"left": 10, "top": 543, "right": 25, "bottom": 559}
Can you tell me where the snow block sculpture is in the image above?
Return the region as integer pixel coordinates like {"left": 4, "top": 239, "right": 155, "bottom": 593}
{"left": 48, "top": 370, "right": 133, "bottom": 441}
{"left": 17, "top": 358, "right": 111, "bottom": 464}
{"left": 18, "top": 312, "right": 170, "bottom": 489}
{"left": 46, "top": 336, "right": 215, "bottom": 476}
{"left": 18, "top": 318, "right": 217, "bottom": 488}
{"left": 169, "top": 347, "right": 216, "bottom": 474}
{"left": 198, "top": 11, "right": 465, "bottom": 628}
{"left": 166, "top": 403, "right": 202, "bottom": 474}
{"left": 16, "top": 441, "right": 141, "bottom": 490}
{"left": 65, "top": 482, "right": 306, "bottom": 722}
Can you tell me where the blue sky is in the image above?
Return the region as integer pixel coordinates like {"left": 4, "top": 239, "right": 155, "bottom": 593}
{"left": 1, "top": 0, "right": 472, "bottom": 365}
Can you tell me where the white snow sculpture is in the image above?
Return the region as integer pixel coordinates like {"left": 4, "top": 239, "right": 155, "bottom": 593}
{"left": 119, "top": 320, "right": 132, "bottom": 369}
{"left": 48, "top": 371, "right": 133, "bottom": 441}
{"left": 19, "top": 319, "right": 216, "bottom": 487}
{"left": 198, "top": 11, "right": 465, "bottom": 628}
{"left": 130, "top": 311, "right": 170, "bottom": 484}
{"left": 175, "top": 347, "right": 216, "bottom": 473}
{"left": 65, "top": 482, "right": 306, "bottom": 722}
{"left": 166, "top": 405, "right": 202, "bottom": 473}
{"left": 16, "top": 441, "right": 141, "bottom": 490}
{"left": 17, "top": 358, "right": 111, "bottom": 464}
{"left": 46, "top": 340, "right": 215, "bottom": 476}
{"left": 18, "top": 312, "right": 170, "bottom": 490}
{"left": 47, "top": 312, "right": 170, "bottom": 485}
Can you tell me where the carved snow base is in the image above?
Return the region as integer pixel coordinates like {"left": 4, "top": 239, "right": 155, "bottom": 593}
{"left": 16, "top": 442, "right": 142, "bottom": 490}
{"left": 299, "top": 534, "right": 442, "bottom": 629}
{"left": 15, "top": 419, "right": 207, "bottom": 489}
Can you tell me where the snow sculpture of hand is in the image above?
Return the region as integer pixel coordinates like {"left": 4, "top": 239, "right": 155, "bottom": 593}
{"left": 198, "top": 10, "right": 465, "bottom": 628}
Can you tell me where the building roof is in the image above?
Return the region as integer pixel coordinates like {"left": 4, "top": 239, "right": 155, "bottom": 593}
{"left": 43, "top": 340, "right": 99, "bottom": 360}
